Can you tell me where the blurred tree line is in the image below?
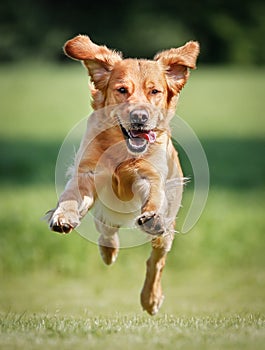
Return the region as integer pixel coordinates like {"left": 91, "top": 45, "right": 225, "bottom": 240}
{"left": 0, "top": 0, "right": 264, "bottom": 64}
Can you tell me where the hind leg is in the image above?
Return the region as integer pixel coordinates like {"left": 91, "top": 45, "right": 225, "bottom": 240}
{"left": 141, "top": 228, "right": 174, "bottom": 315}
{"left": 95, "top": 219, "right": 120, "bottom": 265}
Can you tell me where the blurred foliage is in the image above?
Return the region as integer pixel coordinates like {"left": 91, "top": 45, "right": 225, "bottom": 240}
{"left": 0, "top": 0, "right": 265, "bottom": 64}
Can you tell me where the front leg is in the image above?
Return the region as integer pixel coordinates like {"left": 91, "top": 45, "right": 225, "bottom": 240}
{"left": 47, "top": 172, "right": 95, "bottom": 234}
{"left": 136, "top": 166, "right": 166, "bottom": 236}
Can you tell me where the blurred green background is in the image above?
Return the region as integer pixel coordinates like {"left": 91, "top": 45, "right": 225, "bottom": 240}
{"left": 1, "top": 0, "right": 265, "bottom": 64}
{"left": 0, "top": 1, "right": 265, "bottom": 349}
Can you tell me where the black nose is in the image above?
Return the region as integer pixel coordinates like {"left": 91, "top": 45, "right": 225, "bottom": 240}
{"left": 130, "top": 109, "right": 149, "bottom": 125}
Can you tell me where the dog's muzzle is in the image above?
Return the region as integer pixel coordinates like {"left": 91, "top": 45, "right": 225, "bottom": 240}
{"left": 120, "top": 108, "right": 157, "bottom": 154}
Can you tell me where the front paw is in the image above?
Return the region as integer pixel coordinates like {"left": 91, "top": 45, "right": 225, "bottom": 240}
{"left": 137, "top": 211, "right": 165, "bottom": 235}
{"left": 46, "top": 207, "right": 80, "bottom": 234}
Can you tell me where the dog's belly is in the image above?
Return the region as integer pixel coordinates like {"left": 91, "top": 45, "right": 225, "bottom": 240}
{"left": 92, "top": 185, "right": 142, "bottom": 228}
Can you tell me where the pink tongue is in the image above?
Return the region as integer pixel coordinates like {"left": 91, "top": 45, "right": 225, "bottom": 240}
{"left": 130, "top": 130, "right": 156, "bottom": 143}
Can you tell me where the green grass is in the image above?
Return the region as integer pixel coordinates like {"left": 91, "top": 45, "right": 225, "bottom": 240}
{"left": 1, "top": 311, "right": 264, "bottom": 350}
{"left": 0, "top": 63, "right": 264, "bottom": 349}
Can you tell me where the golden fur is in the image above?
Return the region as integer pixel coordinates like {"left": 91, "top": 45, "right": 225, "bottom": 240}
{"left": 47, "top": 35, "right": 199, "bottom": 315}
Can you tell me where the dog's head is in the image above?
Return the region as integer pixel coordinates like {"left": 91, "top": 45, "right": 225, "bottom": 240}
{"left": 64, "top": 35, "right": 199, "bottom": 155}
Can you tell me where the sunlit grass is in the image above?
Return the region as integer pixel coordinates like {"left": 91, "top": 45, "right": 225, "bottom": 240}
{"left": 1, "top": 311, "right": 264, "bottom": 350}
{"left": 1, "top": 265, "right": 264, "bottom": 349}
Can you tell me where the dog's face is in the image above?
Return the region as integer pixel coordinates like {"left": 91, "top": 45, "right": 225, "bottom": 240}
{"left": 64, "top": 35, "right": 199, "bottom": 155}
{"left": 106, "top": 59, "right": 169, "bottom": 154}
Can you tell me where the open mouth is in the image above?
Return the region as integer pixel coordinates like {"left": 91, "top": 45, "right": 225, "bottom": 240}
{"left": 120, "top": 125, "right": 156, "bottom": 154}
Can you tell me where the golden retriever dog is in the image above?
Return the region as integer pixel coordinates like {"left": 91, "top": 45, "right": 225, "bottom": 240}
{"left": 47, "top": 35, "right": 199, "bottom": 315}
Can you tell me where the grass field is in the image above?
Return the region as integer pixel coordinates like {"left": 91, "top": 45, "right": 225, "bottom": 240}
{"left": 0, "top": 63, "right": 264, "bottom": 349}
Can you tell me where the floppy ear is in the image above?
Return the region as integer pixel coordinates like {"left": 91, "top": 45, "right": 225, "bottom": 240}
{"left": 154, "top": 41, "right": 200, "bottom": 93}
{"left": 64, "top": 35, "right": 122, "bottom": 90}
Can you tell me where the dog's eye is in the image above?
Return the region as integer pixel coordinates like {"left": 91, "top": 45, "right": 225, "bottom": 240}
{"left": 117, "top": 87, "right": 128, "bottom": 94}
{"left": 151, "top": 89, "right": 159, "bottom": 95}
